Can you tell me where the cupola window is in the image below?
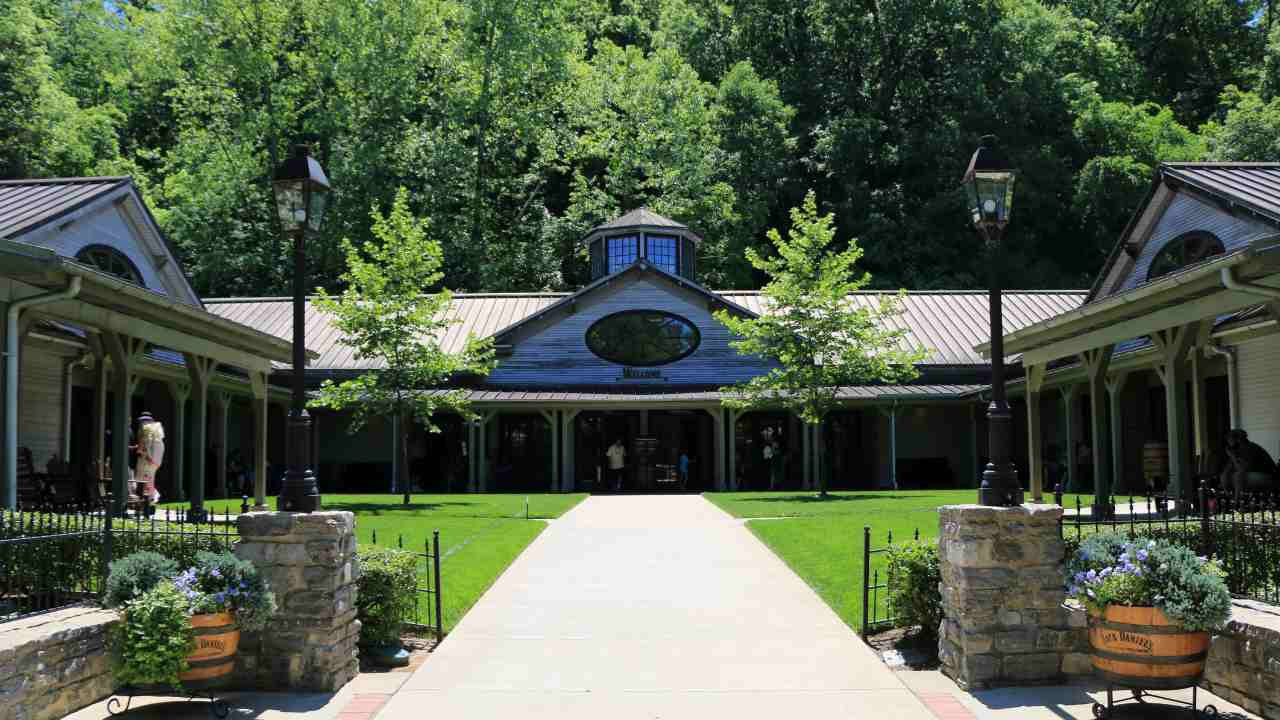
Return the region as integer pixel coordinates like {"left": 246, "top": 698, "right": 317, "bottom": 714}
{"left": 76, "top": 244, "right": 146, "bottom": 287}
{"left": 607, "top": 235, "right": 639, "bottom": 274}
{"left": 1147, "top": 231, "right": 1224, "bottom": 281}
{"left": 584, "top": 208, "right": 702, "bottom": 282}
{"left": 646, "top": 234, "right": 678, "bottom": 274}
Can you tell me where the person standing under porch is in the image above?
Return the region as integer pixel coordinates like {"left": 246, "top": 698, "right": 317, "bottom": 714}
{"left": 606, "top": 438, "right": 626, "bottom": 492}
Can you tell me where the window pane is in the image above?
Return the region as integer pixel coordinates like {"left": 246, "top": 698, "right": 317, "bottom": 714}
{"left": 586, "top": 310, "right": 701, "bottom": 366}
{"left": 607, "top": 235, "right": 638, "bottom": 273}
{"left": 646, "top": 234, "right": 678, "bottom": 274}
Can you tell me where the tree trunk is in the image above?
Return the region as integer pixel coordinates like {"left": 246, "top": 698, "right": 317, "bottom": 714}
{"left": 401, "top": 411, "right": 412, "bottom": 506}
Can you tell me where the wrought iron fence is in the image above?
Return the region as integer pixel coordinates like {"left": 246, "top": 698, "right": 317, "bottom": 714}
{"left": 859, "top": 525, "right": 920, "bottom": 638}
{"left": 368, "top": 529, "right": 444, "bottom": 642}
{"left": 0, "top": 504, "right": 238, "bottom": 623}
{"left": 1058, "top": 485, "right": 1280, "bottom": 605}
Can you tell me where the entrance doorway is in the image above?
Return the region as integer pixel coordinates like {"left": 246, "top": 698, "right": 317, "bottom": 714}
{"left": 575, "top": 410, "right": 712, "bottom": 492}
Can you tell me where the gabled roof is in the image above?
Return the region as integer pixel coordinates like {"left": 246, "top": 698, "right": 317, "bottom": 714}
{"left": 584, "top": 207, "right": 703, "bottom": 244}
{"left": 490, "top": 260, "right": 756, "bottom": 344}
{"left": 206, "top": 286, "right": 1084, "bottom": 372}
{"left": 1088, "top": 163, "right": 1280, "bottom": 304}
{"left": 1162, "top": 163, "right": 1280, "bottom": 223}
{"left": 0, "top": 177, "right": 130, "bottom": 239}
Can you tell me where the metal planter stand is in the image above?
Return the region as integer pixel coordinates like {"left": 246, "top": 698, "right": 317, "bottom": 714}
{"left": 106, "top": 686, "right": 231, "bottom": 718}
{"left": 1092, "top": 685, "right": 1217, "bottom": 718}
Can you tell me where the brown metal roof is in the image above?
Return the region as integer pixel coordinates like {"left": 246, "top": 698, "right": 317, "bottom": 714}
{"left": 205, "top": 290, "right": 1083, "bottom": 371}
{"left": 591, "top": 208, "right": 687, "bottom": 232}
{"left": 718, "top": 290, "right": 1085, "bottom": 365}
{"left": 422, "top": 384, "right": 987, "bottom": 404}
{"left": 1162, "top": 163, "right": 1280, "bottom": 224}
{"left": 205, "top": 294, "right": 563, "bottom": 370}
{"left": 0, "top": 177, "right": 130, "bottom": 239}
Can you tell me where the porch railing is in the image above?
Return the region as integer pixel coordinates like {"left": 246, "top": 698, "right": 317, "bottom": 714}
{"left": 1058, "top": 485, "right": 1280, "bottom": 605}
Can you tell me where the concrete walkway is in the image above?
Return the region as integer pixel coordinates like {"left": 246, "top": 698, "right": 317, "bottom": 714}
{"left": 376, "top": 494, "right": 934, "bottom": 719}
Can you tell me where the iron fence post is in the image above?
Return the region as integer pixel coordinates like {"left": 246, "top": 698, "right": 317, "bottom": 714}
{"left": 433, "top": 529, "right": 443, "bottom": 643}
{"left": 860, "top": 525, "right": 871, "bottom": 638}
{"left": 1199, "top": 482, "right": 1211, "bottom": 558}
{"left": 101, "top": 503, "right": 114, "bottom": 588}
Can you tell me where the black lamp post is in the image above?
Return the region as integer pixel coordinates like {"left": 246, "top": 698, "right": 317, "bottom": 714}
{"left": 271, "top": 145, "right": 329, "bottom": 513}
{"left": 962, "top": 135, "right": 1023, "bottom": 507}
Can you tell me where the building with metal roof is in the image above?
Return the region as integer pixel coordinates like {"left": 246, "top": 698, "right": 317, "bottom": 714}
{"left": 983, "top": 162, "right": 1280, "bottom": 508}
{"left": 1, "top": 177, "right": 302, "bottom": 515}
{"left": 2, "top": 174, "right": 1095, "bottom": 502}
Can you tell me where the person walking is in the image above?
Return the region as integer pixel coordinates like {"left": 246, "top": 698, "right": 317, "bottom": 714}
{"left": 606, "top": 438, "right": 627, "bottom": 492}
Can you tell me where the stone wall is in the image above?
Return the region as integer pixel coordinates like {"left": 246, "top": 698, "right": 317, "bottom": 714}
{"left": 0, "top": 605, "right": 117, "bottom": 720}
{"left": 1202, "top": 600, "right": 1280, "bottom": 719}
{"left": 234, "top": 511, "right": 361, "bottom": 692}
{"left": 938, "top": 504, "right": 1090, "bottom": 689}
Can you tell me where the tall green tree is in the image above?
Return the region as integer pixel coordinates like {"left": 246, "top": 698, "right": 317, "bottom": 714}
{"left": 312, "top": 189, "right": 495, "bottom": 503}
{"left": 715, "top": 192, "right": 923, "bottom": 496}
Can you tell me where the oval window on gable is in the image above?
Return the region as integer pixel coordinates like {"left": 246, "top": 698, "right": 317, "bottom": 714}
{"left": 76, "top": 244, "right": 146, "bottom": 287}
{"left": 1146, "top": 231, "right": 1224, "bottom": 281}
{"left": 586, "top": 310, "right": 700, "bottom": 366}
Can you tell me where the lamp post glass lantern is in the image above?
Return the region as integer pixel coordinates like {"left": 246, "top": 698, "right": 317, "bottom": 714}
{"left": 962, "top": 135, "right": 1023, "bottom": 507}
{"left": 272, "top": 144, "right": 329, "bottom": 513}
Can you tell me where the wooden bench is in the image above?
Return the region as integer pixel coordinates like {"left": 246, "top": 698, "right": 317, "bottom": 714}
{"left": 16, "top": 447, "right": 50, "bottom": 510}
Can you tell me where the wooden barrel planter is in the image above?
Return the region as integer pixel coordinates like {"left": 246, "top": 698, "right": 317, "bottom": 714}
{"left": 1088, "top": 606, "right": 1209, "bottom": 690}
{"left": 179, "top": 612, "right": 240, "bottom": 689}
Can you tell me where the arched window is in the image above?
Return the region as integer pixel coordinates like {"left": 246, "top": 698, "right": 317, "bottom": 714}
{"left": 1147, "top": 231, "right": 1224, "bottom": 281}
{"left": 76, "top": 245, "right": 146, "bottom": 287}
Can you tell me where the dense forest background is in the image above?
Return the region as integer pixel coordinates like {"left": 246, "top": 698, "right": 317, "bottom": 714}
{"left": 7, "top": 0, "right": 1280, "bottom": 296}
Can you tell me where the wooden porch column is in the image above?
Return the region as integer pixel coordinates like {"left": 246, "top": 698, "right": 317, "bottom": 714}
{"left": 727, "top": 409, "right": 740, "bottom": 491}
{"left": 1081, "top": 346, "right": 1114, "bottom": 514}
{"left": 709, "top": 408, "right": 725, "bottom": 491}
{"left": 184, "top": 354, "right": 214, "bottom": 518}
{"left": 477, "top": 412, "right": 494, "bottom": 492}
{"left": 1025, "top": 364, "right": 1045, "bottom": 502}
{"left": 539, "top": 410, "right": 560, "bottom": 493}
{"left": 1151, "top": 324, "right": 1197, "bottom": 504}
{"left": 1190, "top": 347, "right": 1210, "bottom": 467}
{"left": 250, "top": 371, "right": 269, "bottom": 509}
{"left": 88, "top": 336, "right": 108, "bottom": 476}
{"left": 1106, "top": 372, "right": 1129, "bottom": 496}
{"left": 167, "top": 380, "right": 190, "bottom": 502}
{"left": 886, "top": 406, "right": 898, "bottom": 490}
{"left": 102, "top": 332, "right": 143, "bottom": 516}
{"left": 466, "top": 420, "right": 477, "bottom": 492}
{"left": 1060, "top": 384, "right": 1080, "bottom": 492}
{"left": 212, "top": 391, "right": 232, "bottom": 499}
{"left": 561, "top": 410, "right": 579, "bottom": 492}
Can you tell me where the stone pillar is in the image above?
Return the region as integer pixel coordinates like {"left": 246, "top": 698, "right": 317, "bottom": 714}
{"left": 234, "top": 511, "right": 360, "bottom": 692}
{"left": 937, "top": 504, "right": 1087, "bottom": 689}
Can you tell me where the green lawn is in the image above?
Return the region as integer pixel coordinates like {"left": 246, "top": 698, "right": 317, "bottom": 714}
{"left": 159, "top": 493, "right": 587, "bottom": 632}
{"left": 704, "top": 489, "right": 1091, "bottom": 632}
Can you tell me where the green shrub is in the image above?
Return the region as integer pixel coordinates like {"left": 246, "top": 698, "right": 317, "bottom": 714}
{"left": 356, "top": 547, "right": 418, "bottom": 647}
{"left": 111, "top": 582, "right": 194, "bottom": 689}
{"left": 885, "top": 541, "right": 941, "bottom": 637}
{"left": 105, "top": 552, "right": 178, "bottom": 608}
